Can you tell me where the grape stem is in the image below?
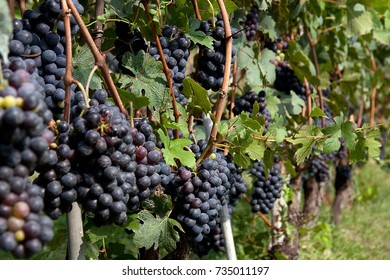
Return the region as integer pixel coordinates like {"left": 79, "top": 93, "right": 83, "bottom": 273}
{"left": 93, "top": 0, "right": 105, "bottom": 50}
{"left": 357, "top": 96, "right": 364, "bottom": 128}
{"left": 61, "top": 0, "right": 85, "bottom": 260}
{"left": 229, "top": 60, "right": 238, "bottom": 119}
{"left": 65, "top": 0, "right": 128, "bottom": 117}
{"left": 191, "top": 0, "right": 202, "bottom": 20}
{"left": 303, "top": 77, "right": 312, "bottom": 125}
{"left": 303, "top": 20, "right": 324, "bottom": 128}
{"left": 17, "top": 0, "right": 25, "bottom": 14}
{"left": 370, "top": 55, "right": 377, "bottom": 126}
{"left": 210, "top": 1, "right": 232, "bottom": 140}
{"left": 72, "top": 79, "right": 90, "bottom": 111}
{"left": 141, "top": 0, "right": 181, "bottom": 138}
{"left": 323, "top": 0, "right": 346, "bottom": 5}
{"left": 206, "top": 0, "right": 215, "bottom": 28}
{"left": 62, "top": 0, "right": 72, "bottom": 123}
{"left": 7, "top": 0, "right": 15, "bottom": 17}
{"left": 214, "top": 0, "right": 236, "bottom": 261}
{"left": 85, "top": 65, "right": 99, "bottom": 100}
{"left": 0, "top": 63, "right": 4, "bottom": 87}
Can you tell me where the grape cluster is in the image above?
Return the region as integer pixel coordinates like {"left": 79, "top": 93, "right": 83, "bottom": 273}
{"left": 61, "top": 91, "right": 136, "bottom": 225}
{"left": 113, "top": 21, "right": 148, "bottom": 74}
{"left": 0, "top": 64, "right": 54, "bottom": 175}
{"left": 244, "top": 5, "right": 259, "bottom": 41}
{"left": 250, "top": 156, "right": 282, "bottom": 214}
{"left": 164, "top": 140, "right": 229, "bottom": 246}
{"left": 264, "top": 37, "right": 309, "bottom": 102}
{"left": 56, "top": 92, "right": 166, "bottom": 225}
{"left": 193, "top": 155, "right": 247, "bottom": 256}
{"left": 174, "top": 164, "right": 223, "bottom": 244}
{"left": 264, "top": 37, "right": 290, "bottom": 53}
{"left": 196, "top": 13, "right": 239, "bottom": 91}
{"left": 306, "top": 154, "right": 330, "bottom": 183}
{"left": 130, "top": 118, "right": 165, "bottom": 211}
{"left": 33, "top": 121, "right": 78, "bottom": 219}
{"left": 0, "top": 176, "right": 54, "bottom": 258}
{"left": 193, "top": 223, "right": 225, "bottom": 256}
{"left": 273, "top": 61, "right": 308, "bottom": 101}
{"left": 225, "top": 155, "right": 247, "bottom": 214}
{"left": 233, "top": 90, "right": 272, "bottom": 132}
{"left": 0, "top": 63, "right": 54, "bottom": 258}
{"left": 9, "top": 0, "right": 84, "bottom": 120}
{"left": 149, "top": 25, "right": 191, "bottom": 104}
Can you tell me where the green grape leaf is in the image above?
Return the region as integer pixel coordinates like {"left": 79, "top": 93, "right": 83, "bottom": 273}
{"left": 0, "top": 0, "right": 12, "bottom": 63}
{"left": 323, "top": 137, "right": 341, "bottom": 154}
{"left": 373, "top": 30, "right": 390, "bottom": 45}
{"left": 216, "top": 121, "right": 229, "bottom": 138}
{"left": 157, "top": 129, "right": 195, "bottom": 169}
{"left": 322, "top": 115, "right": 357, "bottom": 151}
{"left": 187, "top": 19, "right": 214, "bottom": 49}
{"left": 72, "top": 67, "right": 102, "bottom": 91}
{"left": 259, "top": 15, "right": 277, "bottom": 40}
{"left": 346, "top": 3, "right": 373, "bottom": 37}
{"left": 196, "top": 0, "right": 237, "bottom": 20}
{"left": 85, "top": 214, "right": 139, "bottom": 245}
{"left": 267, "top": 114, "right": 287, "bottom": 144}
{"left": 259, "top": 49, "right": 276, "bottom": 85}
{"left": 73, "top": 44, "right": 95, "bottom": 68}
{"left": 289, "top": 92, "right": 306, "bottom": 115}
{"left": 233, "top": 152, "right": 251, "bottom": 168}
{"left": 287, "top": 125, "right": 324, "bottom": 164}
{"left": 340, "top": 120, "right": 357, "bottom": 151}
{"left": 182, "top": 78, "right": 212, "bottom": 116}
{"left": 120, "top": 51, "right": 170, "bottom": 114}
{"left": 133, "top": 209, "right": 184, "bottom": 259}
{"left": 116, "top": 88, "right": 149, "bottom": 110}
{"left": 72, "top": 44, "right": 102, "bottom": 90}
{"left": 142, "top": 194, "right": 173, "bottom": 217}
{"left": 105, "top": 0, "right": 130, "bottom": 17}
{"left": 350, "top": 127, "right": 381, "bottom": 162}
{"left": 363, "top": 129, "right": 382, "bottom": 159}
{"left": 237, "top": 45, "right": 264, "bottom": 88}
{"left": 86, "top": 225, "right": 121, "bottom": 244}
{"left": 311, "top": 107, "right": 327, "bottom": 117}
{"left": 246, "top": 140, "right": 266, "bottom": 161}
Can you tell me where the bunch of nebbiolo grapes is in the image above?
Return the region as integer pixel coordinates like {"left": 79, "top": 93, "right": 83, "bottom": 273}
{"left": 233, "top": 90, "right": 283, "bottom": 214}
{"left": 244, "top": 5, "right": 259, "bottom": 41}
{"left": 193, "top": 152, "right": 248, "bottom": 256}
{"left": 10, "top": 0, "right": 85, "bottom": 120}
{"left": 0, "top": 59, "right": 55, "bottom": 258}
{"left": 264, "top": 37, "right": 309, "bottom": 102}
{"left": 163, "top": 139, "right": 233, "bottom": 254}
{"left": 149, "top": 25, "right": 191, "bottom": 104}
{"left": 250, "top": 156, "right": 283, "bottom": 214}
{"left": 196, "top": 13, "right": 239, "bottom": 91}
{"left": 58, "top": 92, "right": 166, "bottom": 226}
